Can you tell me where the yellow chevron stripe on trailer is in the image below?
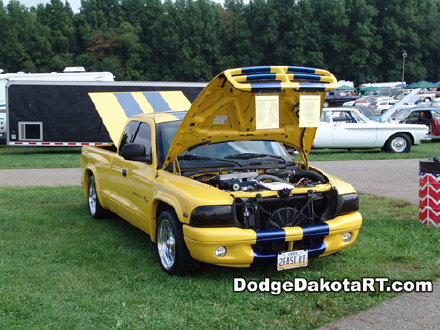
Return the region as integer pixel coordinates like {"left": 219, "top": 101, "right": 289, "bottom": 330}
{"left": 88, "top": 91, "right": 191, "bottom": 145}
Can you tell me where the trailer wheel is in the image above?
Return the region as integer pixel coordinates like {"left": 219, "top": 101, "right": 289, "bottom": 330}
{"left": 156, "top": 210, "right": 199, "bottom": 275}
{"left": 87, "top": 175, "right": 108, "bottom": 219}
{"left": 385, "top": 133, "right": 411, "bottom": 153}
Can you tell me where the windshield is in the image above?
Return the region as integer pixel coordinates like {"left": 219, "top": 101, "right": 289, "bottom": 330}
{"left": 156, "top": 121, "right": 293, "bottom": 169}
{"left": 392, "top": 109, "right": 411, "bottom": 122}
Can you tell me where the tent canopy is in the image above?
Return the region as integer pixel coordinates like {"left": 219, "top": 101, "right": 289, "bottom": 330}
{"left": 405, "top": 81, "right": 439, "bottom": 89}
{"left": 335, "top": 85, "right": 355, "bottom": 90}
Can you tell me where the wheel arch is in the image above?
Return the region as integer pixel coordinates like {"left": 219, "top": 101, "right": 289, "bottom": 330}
{"left": 83, "top": 168, "right": 108, "bottom": 209}
{"left": 83, "top": 168, "right": 93, "bottom": 196}
{"left": 150, "top": 200, "right": 183, "bottom": 242}
{"left": 384, "top": 132, "right": 414, "bottom": 147}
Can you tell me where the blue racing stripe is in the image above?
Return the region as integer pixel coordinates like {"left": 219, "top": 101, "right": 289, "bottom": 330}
{"left": 251, "top": 82, "right": 282, "bottom": 91}
{"left": 308, "top": 241, "right": 326, "bottom": 258}
{"left": 302, "top": 222, "right": 330, "bottom": 238}
{"left": 287, "top": 66, "right": 316, "bottom": 74}
{"left": 256, "top": 228, "right": 286, "bottom": 243}
{"left": 294, "top": 73, "right": 322, "bottom": 81}
{"left": 245, "top": 73, "right": 277, "bottom": 81}
{"left": 253, "top": 251, "right": 277, "bottom": 264}
{"left": 114, "top": 93, "right": 143, "bottom": 117}
{"left": 143, "top": 92, "right": 171, "bottom": 112}
{"left": 299, "top": 82, "right": 326, "bottom": 89}
{"left": 241, "top": 66, "right": 273, "bottom": 74}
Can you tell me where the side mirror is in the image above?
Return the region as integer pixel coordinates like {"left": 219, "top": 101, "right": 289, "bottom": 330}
{"left": 120, "top": 143, "right": 151, "bottom": 163}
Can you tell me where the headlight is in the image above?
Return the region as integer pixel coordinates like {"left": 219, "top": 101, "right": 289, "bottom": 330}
{"left": 337, "top": 193, "right": 359, "bottom": 215}
{"left": 190, "top": 205, "right": 237, "bottom": 227}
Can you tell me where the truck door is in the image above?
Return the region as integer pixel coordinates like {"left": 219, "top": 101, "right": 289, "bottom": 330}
{"left": 110, "top": 121, "right": 155, "bottom": 233}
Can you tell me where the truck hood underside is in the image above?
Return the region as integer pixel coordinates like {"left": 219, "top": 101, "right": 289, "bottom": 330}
{"left": 163, "top": 66, "right": 338, "bottom": 169}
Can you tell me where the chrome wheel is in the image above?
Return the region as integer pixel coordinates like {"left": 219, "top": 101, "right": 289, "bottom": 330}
{"left": 88, "top": 177, "right": 97, "bottom": 215}
{"left": 157, "top": 218, "right": 176, "bottom": 270}
{"left": 390, "top": 136, "right": 407, "bottom": 153}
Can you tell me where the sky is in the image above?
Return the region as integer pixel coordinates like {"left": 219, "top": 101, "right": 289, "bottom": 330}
{"left": 14, "top": 0, "right": 232, "bottom": 14}
{"left": 11, "top": 0, "right": 82, "bottom": 12}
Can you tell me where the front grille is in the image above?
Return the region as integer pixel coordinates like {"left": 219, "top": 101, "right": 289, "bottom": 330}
{"left": 252, "top": 237, "right": 323, "bottom": 256}
{"left": 234, "top": 189, "right": 337, "bottom": 230}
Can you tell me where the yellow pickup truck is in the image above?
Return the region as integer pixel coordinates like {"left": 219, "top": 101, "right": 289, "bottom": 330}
{"left": 81, "top": 66, "right": 362, "bottom": 275}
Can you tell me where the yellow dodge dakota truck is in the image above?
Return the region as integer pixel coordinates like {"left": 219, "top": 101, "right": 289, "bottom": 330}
{"left": 81, "top": 66, "right": 362, "bottom": 275}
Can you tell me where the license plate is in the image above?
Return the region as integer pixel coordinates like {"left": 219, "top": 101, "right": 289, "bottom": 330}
{"left": 277, "top": 250, "right": 308, "bottom": 271}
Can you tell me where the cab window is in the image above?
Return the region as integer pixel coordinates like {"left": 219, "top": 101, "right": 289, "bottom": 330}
{"left": 119, "top": 121, "right": 140, "bottom": 151}
{"left": 132, "top": 122, "right": 152, "bottom": 163}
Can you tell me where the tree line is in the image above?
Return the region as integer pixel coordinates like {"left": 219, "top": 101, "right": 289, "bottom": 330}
{"left": 0, "top": 0, "right": 439, "bottom": 85}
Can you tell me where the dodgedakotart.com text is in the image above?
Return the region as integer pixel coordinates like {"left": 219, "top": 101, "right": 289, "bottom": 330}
{"left": 233, "top": 277, "right": 433, "bottom": 295}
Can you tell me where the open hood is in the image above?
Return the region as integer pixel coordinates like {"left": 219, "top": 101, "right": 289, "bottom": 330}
{"left": 163, "top": 66, "right": 337, "bottom": 169}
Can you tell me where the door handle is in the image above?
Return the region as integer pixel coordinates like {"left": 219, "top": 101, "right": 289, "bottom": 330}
{"left": 122, "top": 169, "right": 128, "bottom": 177}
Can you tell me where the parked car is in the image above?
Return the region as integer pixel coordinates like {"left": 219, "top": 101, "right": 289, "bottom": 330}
{"left": 314, "top": 107, "right": 429, "bottom": 153}
{"left": 371, "top": 99, "right": 397, "bottom": 115}
{"left": 353, "top": 95, "right": 387, "bottom": 108}
{"left": 391, "top": 107, "right": 440, "bottom": 139}
{"left": 324, "top": 90, "right": 358, "bottom": 107}
{"left": 81, "top": 66, "right": 363, "bottom": 275}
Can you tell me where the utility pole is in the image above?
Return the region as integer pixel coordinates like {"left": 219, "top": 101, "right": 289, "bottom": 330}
{"left": 401, "top": 51, "right": 407, "bottom": 85}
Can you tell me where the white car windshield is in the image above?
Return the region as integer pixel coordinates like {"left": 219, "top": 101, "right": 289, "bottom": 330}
{"left": 393, "top": 109, "right": 411, "bottom": 121}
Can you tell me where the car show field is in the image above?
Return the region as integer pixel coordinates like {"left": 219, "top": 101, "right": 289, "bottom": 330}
{"left": 1, "top": 0, "right": 439, "bottom": 329}
{"left": 1, "top": 185, "right": 438, "bottom": 330}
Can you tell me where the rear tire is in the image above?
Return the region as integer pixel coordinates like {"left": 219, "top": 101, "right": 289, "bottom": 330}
{"left": 385, "top": 133, "right": 411, "bottom": 153}
{"left": 87, "top": 175, "right": 108, "bottom": 219}
{"left": 156, "top": 210, "right": 199, "bottom": 275}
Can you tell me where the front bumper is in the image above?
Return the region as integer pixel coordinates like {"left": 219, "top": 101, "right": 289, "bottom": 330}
{"left": 183, "top": 212, "right": 362, "bottom": 267}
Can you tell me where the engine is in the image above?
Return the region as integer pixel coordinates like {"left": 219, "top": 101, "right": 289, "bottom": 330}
{"left": 192, "top": 166, "right": 327, "bottom": 192}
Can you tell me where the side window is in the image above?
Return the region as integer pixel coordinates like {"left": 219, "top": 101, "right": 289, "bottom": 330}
{"left": 132, "top": 123, "right": 152, "bottom": 164}
{"left": 432, "top": 111, "right": 440, "bottom": 119}
{"left": 321, "top": 112, "right": 331, "bottom": 123}
{"left": 332, "top": 111, "right": 355, "bottom": 123}
{"left": 119, "top": 121, "right": 140, "bottom": 152}
{"left": 405, "top": 113, "right": 420, "bottom": 124}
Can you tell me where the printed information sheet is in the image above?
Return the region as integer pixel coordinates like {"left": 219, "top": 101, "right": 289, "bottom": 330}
{"left": 299, "top": 94, "right": 321, "bottom": 127}
{"left": 256, "top": 95, "right": 280, "bottom": 129}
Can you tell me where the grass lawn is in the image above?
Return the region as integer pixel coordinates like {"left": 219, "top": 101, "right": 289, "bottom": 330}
{"left": 0, "top": 142, "right": 439, "bottom": 169}
{"left": 0, "top": 146, "right": 82, "bottom": 169}
{"left": 1, "top": 186, "right": 438, "bottom": 330}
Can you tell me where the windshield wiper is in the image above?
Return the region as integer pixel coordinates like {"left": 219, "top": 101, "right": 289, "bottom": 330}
{"left": 224, "top": 153, "right": 288, "bottom": 162}
{"left": 178, "top": 154, "right": 243, "bottom": 167}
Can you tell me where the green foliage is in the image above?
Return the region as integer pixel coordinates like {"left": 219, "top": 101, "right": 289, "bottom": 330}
{"left": 0, "top": 0, "right": 439, "bottom": 84}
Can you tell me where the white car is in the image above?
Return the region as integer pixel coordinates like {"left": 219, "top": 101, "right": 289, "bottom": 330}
{"left": 371, "top": 99, "right": 397, "bottom": 115}
{"left": 313, "top": 107, "right": 429, "bottom": 153}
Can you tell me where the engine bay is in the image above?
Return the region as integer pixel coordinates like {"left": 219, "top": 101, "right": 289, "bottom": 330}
{"left": 185, "top": 165, "right": 338, "bottom": 237}
{"left": 188, "top": 166, "right": 328, "bottom": 192}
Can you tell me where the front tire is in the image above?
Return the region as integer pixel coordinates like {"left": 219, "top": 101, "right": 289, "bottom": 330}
{"left": 385, "top": 133, "right": 411, "bottom": 153}
{"left": 156, "top": 210, "right": 198, "bottom": 275}
{"left": 87, "top": 175, "right": 108, "bottom": 219}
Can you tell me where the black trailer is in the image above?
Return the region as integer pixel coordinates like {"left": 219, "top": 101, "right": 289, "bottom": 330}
{"left": 6, "top": 81, "right": 206, "bottom": 146}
